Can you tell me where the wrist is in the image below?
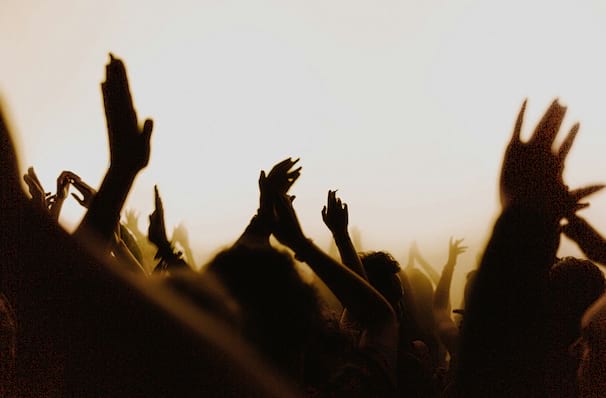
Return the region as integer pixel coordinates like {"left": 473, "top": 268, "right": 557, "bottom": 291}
{"left": 293, "top": 238, "right": 314, "bottom": 262}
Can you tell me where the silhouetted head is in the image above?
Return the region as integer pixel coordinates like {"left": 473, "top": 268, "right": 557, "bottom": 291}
{"left": 360, "top": 251, "right": 402, "bottom": 307}
{"left": 206, "top": 245, "right": 325, "bottom": 378}
{"left": 577, "top": 293, "right": 606, "bottom": 397}
{"left": 550, "top": 257, "right": 605, "bottom": 323}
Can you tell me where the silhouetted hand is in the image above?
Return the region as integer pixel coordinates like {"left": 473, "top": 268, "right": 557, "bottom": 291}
{"left": 102, "top": 54, "right": 153, "bottom": 174}
{"left": 58, "top": 171, "right": 97, "bottom": 209}
{"left": 500, "top": 99, "right": 603, "bottom": 217}
{"left": 322, "top": 190, "right": 348, "bottom": 236}
{"left": 23, "top": 167, "right": 50, "bottom": 211}
{"left": 55, "top": 172, "right": 72, "bottom": 201}
{"left": 258, "top": 157, "right": 301, "bottom": 218}
{"left": 447, "top": 237, "right": 467, "bottom": 265}
{"left": 148, "top": 186, "right": 170, "bottom": 250}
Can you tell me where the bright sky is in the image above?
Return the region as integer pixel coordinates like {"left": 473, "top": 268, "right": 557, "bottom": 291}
{"left": 3, "top": 0, "right": 606, "bottom": 304}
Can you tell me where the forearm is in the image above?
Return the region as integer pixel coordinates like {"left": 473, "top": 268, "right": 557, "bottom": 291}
{"left": 48, "top": 197, "right": 67, "bottom": 221}
{"left": 295, "top": 239, "right": 394, "bottom": 328}
{"left": 433, "top": 263, "right": 455, "bottom": 312}
{"left": 565, "top": 217, "right": 606, "bottom": 264}
{"left": 234, "top": 213, "right": 271, "bottom": 249}
{"left": 74, "top": 167, "right": 138, "bottom": 248}
{"left": 333, "top": 232, "right": 367, "bottom": 280}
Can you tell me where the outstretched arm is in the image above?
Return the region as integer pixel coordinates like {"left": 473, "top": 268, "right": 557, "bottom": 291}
{"left": 563, "top": 214, "right": 606, "bottom": 265}
{"left": 433, "top": 237, "right": 466, "bottom": 354}
{"left": 322, "top": 190, "right": 367, "bottom": 280}
{"left": 74, "top": 54, "right": 153, "bottom": 250}
{"left": 457, "top": 99, "right": 603, "bottom": 396}
{"left": 272, "top": 190, "right": 397, "bottom": 343}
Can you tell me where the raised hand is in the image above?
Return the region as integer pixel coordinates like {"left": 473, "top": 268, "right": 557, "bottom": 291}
{"left": 57, "top": 171, "right": 97, "bottom": 209}
{"left": 500, "top": 99, "right": 603, "bottom": 218}
{"left": 23, "top": 167, "right": 50, "bottom": 211}
{"left": 148, "top": 186, "right": 169, "bottom": 250}
{"left": 102, "top": 53, "right": 153, "bottom": 174}
{"left": 258, "top": 157, "right": 301, "bottom": 218}
{"left": 321, "top": 190, "right": 348, "bottom": 236}
{"left": 46, "top": 171, "right": 74, "bottom": 220}
{"left": 321, "top": 190, "right": 367, "bottom": 279}
{"left": 74, "top": 54, "right": 153, "bottom": 247}
{"left": 447, "top": 237, "right": 467, "bottom": 265}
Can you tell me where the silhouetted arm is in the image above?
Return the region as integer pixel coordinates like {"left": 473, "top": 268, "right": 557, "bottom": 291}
{"left": 234, "top": 158, "right": 300, "bottom": 249}
{"left": 433, "top": 238, "right": 466, "bottom": 355}
{"left": 456, "top": 99, "right": 604, "bottom": 397}
{"left": 273, "top": 192, "right": 397, "bottom": 343}
{"left": 322, "top": 190, "right": 367, "bottom": 280}
{"left": 563, "top": 214, "right": 606, "bottom": 265}
{"left": 74, "top": 54, "right": 153, "bottom": 249}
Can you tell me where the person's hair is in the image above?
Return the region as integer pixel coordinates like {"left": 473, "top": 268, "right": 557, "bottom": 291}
{"left": 549, "top": 257, "right": 605, "bottom": 320}
{"left": 359, "top": 251, "right": 402, "bottom": 306}
{"left": 206, "top": 245, "right": 325, "bottom": 377}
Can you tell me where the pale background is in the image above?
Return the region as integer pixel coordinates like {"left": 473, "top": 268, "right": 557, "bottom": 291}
{"left": 3, "top": 0, "right": 606, "bottom": 305}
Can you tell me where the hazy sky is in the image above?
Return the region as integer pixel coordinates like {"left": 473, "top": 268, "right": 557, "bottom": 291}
{"left": 3, "top": 0, "right": 606, "bottom": 303}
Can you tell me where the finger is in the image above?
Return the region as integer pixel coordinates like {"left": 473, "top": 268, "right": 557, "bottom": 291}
{"left": 28, "top": 166, "right": 41, "bottom": 183}
{"left": 259, "top": 170, "right": 266, "bottom": 186}
{"left": 154, "top": 185, "right": 164, "bottom": 211}
{"left": 510, "top": 99, "right": 527, "bottom": 145}
{"left": 571, "top": 202, "right": 590, "bottom": 212}
{"left": 570, "top": 184, "right": 606, "bottom": 201}
{"left": 71, "top": 192, "right": 85, "bottom": 206}
{"left": 558, "top": 122, "right": 579, "bottom": 161}
{"left": 287, "top": 166, "right": 302, "bottom": 178}
{"left": 343, "top": 203, "right": 348, "bottom": 215}
{"left": 142, "top": 118, "right": 153, "bottom": 141}
{"left": 322, "top": 206, "right": 328, "bottom": 222}
{"left": 268, "top": 158, "right": 294, "bottom": 178}
{"left": 329, "top": 190, "right": 337, "bottom": 211}
{"left": 529, "top": 99, "right": 567, "bottom": 149}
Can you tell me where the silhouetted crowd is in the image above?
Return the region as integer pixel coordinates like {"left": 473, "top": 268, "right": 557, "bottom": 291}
{"left": 2, "top": 55, "right": 606, "bottom": 397}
